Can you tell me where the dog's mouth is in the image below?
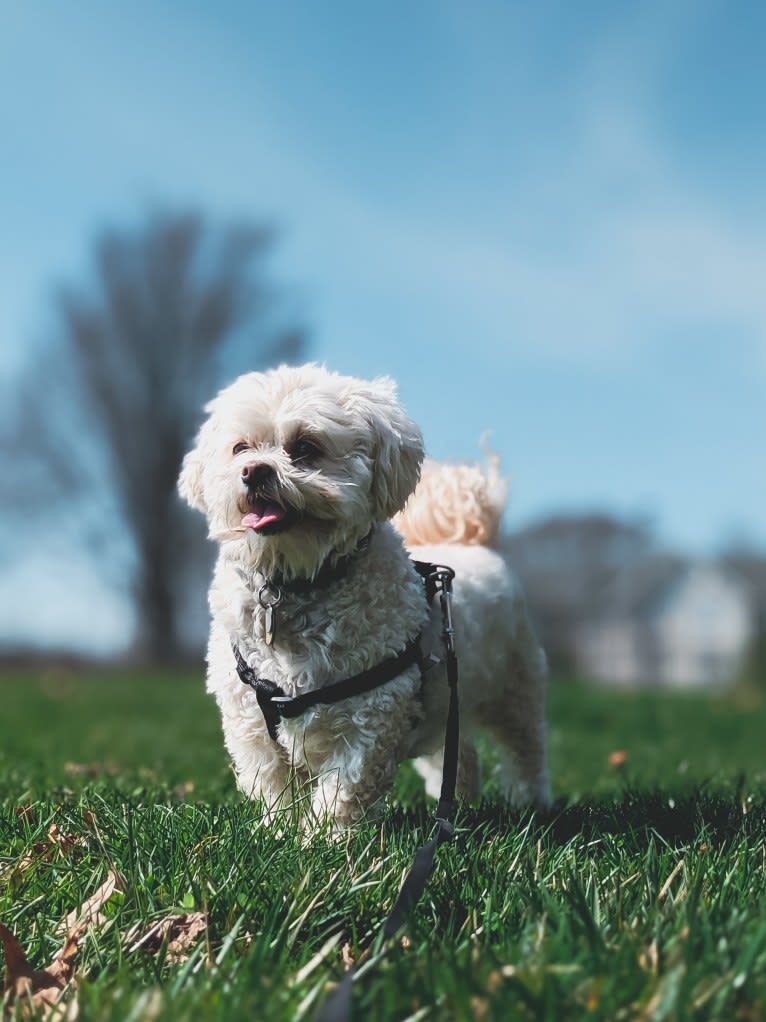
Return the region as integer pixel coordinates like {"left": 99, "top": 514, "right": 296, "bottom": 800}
{"left": 242, "top": 495, "right": 298, "bottom": 535}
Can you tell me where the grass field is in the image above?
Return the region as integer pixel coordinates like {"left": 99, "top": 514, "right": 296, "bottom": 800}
{"left": 2, "top": 667, "right": 766, "bottom": 1020}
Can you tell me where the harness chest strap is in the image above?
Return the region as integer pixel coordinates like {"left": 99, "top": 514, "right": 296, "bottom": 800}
{"left": 232, "top": 636, "right": 424, "bottom": 741}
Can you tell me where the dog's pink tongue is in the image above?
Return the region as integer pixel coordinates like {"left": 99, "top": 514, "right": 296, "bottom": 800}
{"left": 242, "top": 500, "right": 286, "bottom": 531}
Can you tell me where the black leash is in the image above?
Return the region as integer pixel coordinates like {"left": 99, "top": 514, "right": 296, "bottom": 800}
{"left": 314, "top": 564, "right": 459, "bottom": 1022}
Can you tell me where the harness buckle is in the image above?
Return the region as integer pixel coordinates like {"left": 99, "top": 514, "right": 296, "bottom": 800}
{"left": 421, "top": 652, "right": 443, "bottom": 674}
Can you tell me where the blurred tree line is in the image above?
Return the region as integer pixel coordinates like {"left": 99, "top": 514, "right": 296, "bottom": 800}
{"left": 719, "top": 546, "right": 766, "bottom": 684}
{"left": 505, "top": 515, "right": 766, "bottom": 683}
{"left": 503, "top": 514, "right": 654, "bottom": 669}
{"left": 1, "top": 208, "right": 306, "bottom": 663}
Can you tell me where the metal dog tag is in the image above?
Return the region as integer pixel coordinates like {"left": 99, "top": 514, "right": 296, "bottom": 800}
{"left": 258, "top": 583, "right": 283, "bottom": 646}
{"left": 264, "top": 604, "right": 278, "bottom": 646}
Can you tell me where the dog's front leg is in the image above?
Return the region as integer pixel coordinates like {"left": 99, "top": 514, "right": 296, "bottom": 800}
{"left": 234, "top": 747, "right": 295, "bottom": 819}
{"left": 219, "top": 709, "right": 297, "bottom": 821}
{"left": 308, "top": 758, "right": 397, "bottom": 828}
{"left": 305, "top": 721, "right": 409, "bottom": 828}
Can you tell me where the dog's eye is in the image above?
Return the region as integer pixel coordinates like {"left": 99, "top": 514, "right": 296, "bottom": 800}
{"left": 290, "top": 438, "right": 321, "bottom": 463}
{"left": 232, "top": 442, "right": 250, "bottom": 456}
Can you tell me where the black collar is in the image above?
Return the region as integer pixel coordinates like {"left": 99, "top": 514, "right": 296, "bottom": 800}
{"left": 252, "top": 529, "right": 373, "bottom": 596}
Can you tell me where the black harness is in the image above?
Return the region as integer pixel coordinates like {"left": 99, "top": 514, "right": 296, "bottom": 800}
{"left": 232, "top": 560, "right": 447, "bottom": 742}
{"left": 232, "top": 635, "right": 424, "bottom": 742}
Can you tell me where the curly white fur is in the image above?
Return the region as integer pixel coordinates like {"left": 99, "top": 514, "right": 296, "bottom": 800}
{"left": 179, "top": 364, "right": 550, "bottom": 826}
{"left": 393, "top": 451, "right": 508, "bottom": 546}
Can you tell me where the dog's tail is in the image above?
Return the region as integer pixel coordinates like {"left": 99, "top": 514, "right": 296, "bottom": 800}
{"left": 393, "top": 446, "right": 508, "bottom": 547}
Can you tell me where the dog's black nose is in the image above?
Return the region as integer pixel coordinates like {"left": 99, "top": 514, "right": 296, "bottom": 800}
{"left": 241, "top": 462, "right": 275, "bottom": 487}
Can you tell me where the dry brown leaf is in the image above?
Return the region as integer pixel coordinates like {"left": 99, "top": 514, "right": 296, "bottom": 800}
{"left": 470, "top": 995, "right": 489, "bottom": 1020}
{"left": 127, "top": 913, "right": 207, "bottom": 964}
{"left": 585, "top": 987, "right": 600, "bottom": 1011}
{"left": 63, "top": 763, "right": 118, "bottom": 779}
{"left": 0, "top": 920, "right": 79, "bottom": 1017}
{"left": 165, "top": 914, "right": 207, "bottom": 964}
{"left": 341, "top": 942, "right": 354, "bottom": 969}
{"left": 2, "top": 872, "right": 124, "bottom": 1017}
{"left": 485, "top": 969, "right": 505, "bottom": 994}
{"left": 0, "top": 844, "right": 46, "bottom": 885}
{"left": 658, "top": 858, "right": 685, "bottom": 902}
{"left": 46, "top": 825, "right": 83, "bottom": 856}
{"left": 639, "top": 937, "right": 659, "bottom": 974}
{"left": 1, "top": 826, "right": 84, "bottom": 889}
{"left": 57, "top": 870, "right": 125, "bottom": 937}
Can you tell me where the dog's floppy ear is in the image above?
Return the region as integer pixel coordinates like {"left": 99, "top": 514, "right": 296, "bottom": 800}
{"left": 178, "top": 409, "right": 216, "bottom": 513}
{"left": 178, "top": 446, "right": 207, "bottom": 512}
{"left": 347, "top": 376, "right": 425, "bottom": 521}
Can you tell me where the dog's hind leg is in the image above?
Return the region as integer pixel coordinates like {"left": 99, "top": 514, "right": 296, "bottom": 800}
{"left": 413, "top": 737, "right": 482, "bottom": 803}
{"left": 413, "top": 751, "right": 442, "bottom": 800}
{"left": 457, "top": 737, "right": 482, "bottom": 801}
{"left": 478, "top": 645, "right": 551, "bottom": 810}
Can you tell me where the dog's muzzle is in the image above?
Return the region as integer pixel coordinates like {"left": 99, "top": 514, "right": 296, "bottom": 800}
{"left": 240, "top": 463, "right": 296, "bottom": 534}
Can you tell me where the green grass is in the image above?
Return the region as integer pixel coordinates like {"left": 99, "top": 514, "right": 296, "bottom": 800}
{"left": 2, "top": 668, "right": 766, "bottom": 1020}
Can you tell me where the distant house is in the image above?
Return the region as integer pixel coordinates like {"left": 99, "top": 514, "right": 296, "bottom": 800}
{"left": 575, "top": 559, "right": 755, "bottom": 686}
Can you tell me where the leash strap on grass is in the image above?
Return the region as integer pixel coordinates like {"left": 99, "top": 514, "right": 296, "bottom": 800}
{"left": 314, "top": 567, "right": 459, "bottom": 1022}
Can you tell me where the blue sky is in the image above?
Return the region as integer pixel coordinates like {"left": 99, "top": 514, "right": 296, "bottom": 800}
{"left": 1, "top": 1, "right": 765, "bottom": 650}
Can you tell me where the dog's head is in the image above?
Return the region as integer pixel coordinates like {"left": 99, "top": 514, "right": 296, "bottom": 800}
{"left": 178, "top": 364, "right": 424, "bottom": 579}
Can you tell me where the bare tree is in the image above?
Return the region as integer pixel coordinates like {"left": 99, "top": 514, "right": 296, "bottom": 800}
{"left": 3, "top": 208, "right": 305, "bottom": 662}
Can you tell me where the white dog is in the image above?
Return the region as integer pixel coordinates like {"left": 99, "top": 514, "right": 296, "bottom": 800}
{"left": 178, "top": 364, "right": 549, "bottom": 825}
